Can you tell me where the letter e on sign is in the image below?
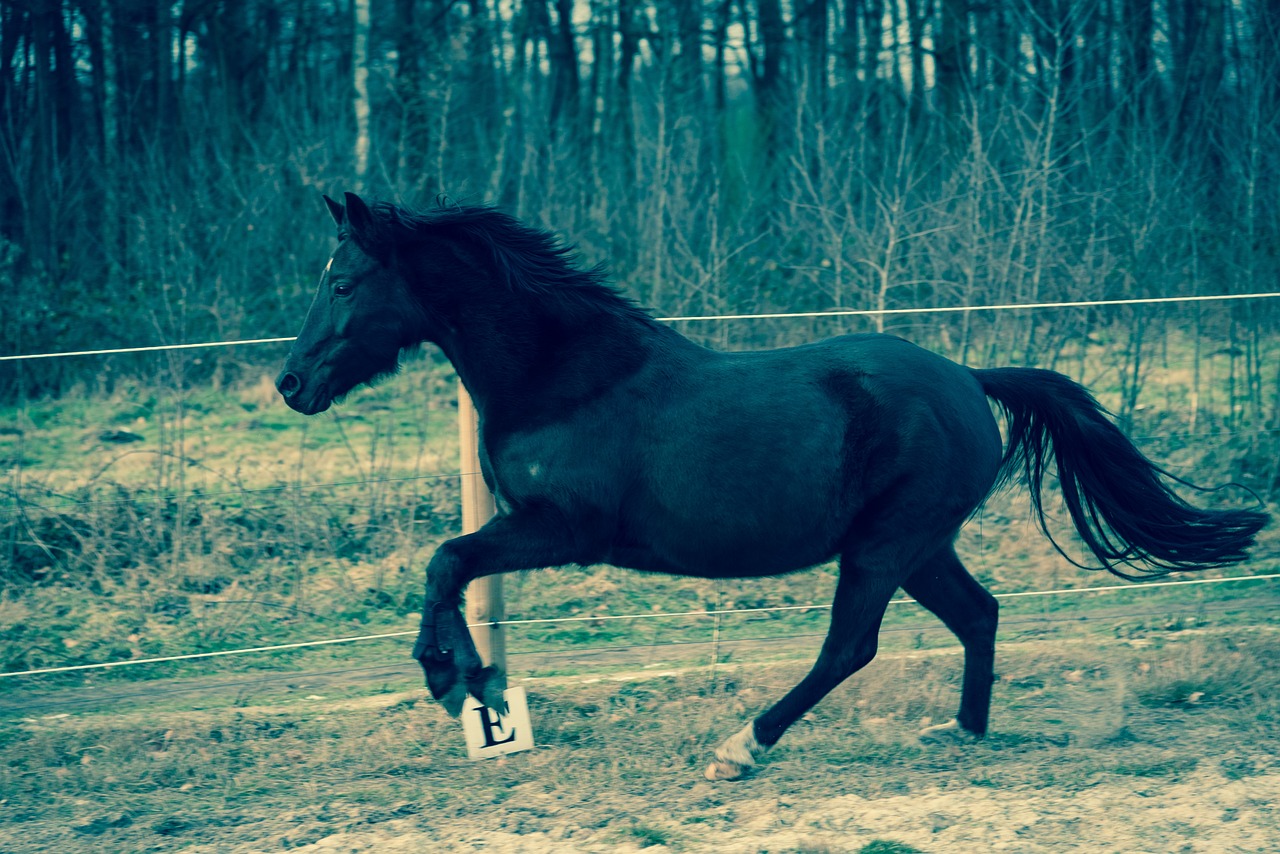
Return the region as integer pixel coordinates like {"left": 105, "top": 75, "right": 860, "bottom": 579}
{"left": 460, "top": 686, "right": 535, "bottom": 760}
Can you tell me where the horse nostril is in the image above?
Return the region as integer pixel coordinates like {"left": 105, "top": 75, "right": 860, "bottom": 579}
{"left": 277, "top": 372, "right": 302, "bottom": 398}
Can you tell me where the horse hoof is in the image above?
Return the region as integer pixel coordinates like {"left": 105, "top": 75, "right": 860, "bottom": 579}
{"left": 473, "top": 666, "right": 508, "bottom": 715}
{"left": 918, "top": 718, "right": 981, "bottom": 745}
{"left": 704, "top": 760, "right": 751, "bottom": 781}
{"left": 705, "top": 722, "right": 766, "bottom": 781}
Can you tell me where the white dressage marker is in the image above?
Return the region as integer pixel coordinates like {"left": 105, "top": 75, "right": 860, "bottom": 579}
{"left": 460, "top": 686, "right": 534, "bottom": 760}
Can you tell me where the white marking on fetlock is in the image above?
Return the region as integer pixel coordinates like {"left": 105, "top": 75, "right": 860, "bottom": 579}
{"left": 717, "top": 722, "right": 766, "bottom": 765}
{"left": 704, "top": 723, "right": 768, "bottom": 781}
{"left": 918, "top": 718, "right": 981, "bottom": 744}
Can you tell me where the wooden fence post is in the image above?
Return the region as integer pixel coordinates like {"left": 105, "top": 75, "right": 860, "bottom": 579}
{"left": 458, "top": 382, "right": 505, "bottom": 671}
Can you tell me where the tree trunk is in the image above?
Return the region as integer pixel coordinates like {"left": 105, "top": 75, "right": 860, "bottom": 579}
{"left": 548, "top": 0, "right": 580, "bottom": 131}
{"left": 839, "top": 0, "right": 861, "bottom": 82}
{"left": 756, "top": 0, "right": 786, "bottom": 175}
{"left": 863, "top": 0, "right": 883, "bottom": 83}
{"left": 904, "top": 0, "right": 926, "bottom": 130}
{"left": 935, "top": 0, "right": 970, "bottom": 127}
{"left": 353, "top": 0, "right": 372, "bottom": 184}
{"left": 153, "top": 0, "right": 172, "bottom": 138}
{"left": 672, "top": 0, "right": 704, "bottom": 110}
{"left": 52, "top": 0, "right": 77, "bottom": 162}
{"left": 30, "top": 0, "right": 57, "bottom": 273}
{"left": 1176, "top": 0, "right": 1226, "bottom": 173}
{"left": 711, "top": 0, "right": 732, "bottom": 112}
{"left": 0, "top": 2, "right": 27, "bottom": 243}
{"left": 800, "top": 0, "right": 828, "bottom": 118}
{"left": 394, "top": 0, "right": 428, "bottom": 188}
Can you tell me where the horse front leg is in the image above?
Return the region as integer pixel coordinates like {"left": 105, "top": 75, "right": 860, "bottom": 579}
{"left": 412, "top": 583, "right": 497, "bottom": 717}
{"left": 413, "top": 508, "right": 588, "bottom": 716}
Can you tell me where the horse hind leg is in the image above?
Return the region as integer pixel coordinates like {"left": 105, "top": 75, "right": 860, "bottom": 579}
{"left": 902, "top": 546, "right": 998, "bottom": 743}
{"left": 704, "top": 551, "right": 903, "bottom": 781}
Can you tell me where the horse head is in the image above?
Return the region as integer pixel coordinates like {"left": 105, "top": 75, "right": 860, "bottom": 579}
{"left": 276, "top": 192, "right": 427, "bottom": 414}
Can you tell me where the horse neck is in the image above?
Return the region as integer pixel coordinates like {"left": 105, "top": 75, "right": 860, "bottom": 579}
{"left": 431, "top": 280, "right": 664, "bottom": 416}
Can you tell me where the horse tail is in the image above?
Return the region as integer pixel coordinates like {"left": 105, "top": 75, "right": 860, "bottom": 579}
{"left": 973, "top": 366, "right": 1268, "bottom": 580}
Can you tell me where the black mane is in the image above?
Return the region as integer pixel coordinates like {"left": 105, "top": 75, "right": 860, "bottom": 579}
{"left": 368, "top": 201, "right": 657, "bottom": 325}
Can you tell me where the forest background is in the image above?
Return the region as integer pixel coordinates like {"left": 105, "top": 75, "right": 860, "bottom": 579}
{"left": 3, "top": 0, "right": 1280, "bottom": 406}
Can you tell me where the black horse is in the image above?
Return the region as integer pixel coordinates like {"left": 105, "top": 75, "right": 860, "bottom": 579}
{"left": 277, "top": 193, "right": 1267, "bottom": 780}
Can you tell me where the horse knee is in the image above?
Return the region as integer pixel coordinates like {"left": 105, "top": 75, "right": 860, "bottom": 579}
{"left": 423, "top": 541, "right": 467, "bottom": 603}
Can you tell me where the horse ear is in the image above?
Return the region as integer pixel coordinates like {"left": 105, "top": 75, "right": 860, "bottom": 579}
{"left": 342, "top": 192, "right": 384, "bottom": 252}
{"left": 323, "top": 194, "right": 345, "bottom": 229}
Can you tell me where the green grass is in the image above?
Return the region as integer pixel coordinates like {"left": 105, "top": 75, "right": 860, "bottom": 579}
{"left": 626, "top": 824, "right": 674, "bottom": 847}
{"left": 857, "top": 842, "right": 926, "bottom": 854}
{"left": 1, "top": 354, "right": 456, "bottom": 495}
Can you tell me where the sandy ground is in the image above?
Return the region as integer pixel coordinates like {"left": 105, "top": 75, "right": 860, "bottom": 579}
{"left": 201, "top": 768, "right": 1277, "bottom": 854}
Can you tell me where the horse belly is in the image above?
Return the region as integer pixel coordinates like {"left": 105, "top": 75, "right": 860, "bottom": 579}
{"left": 630, "top": 416, "right": 854, "bottom": 576}
{"left": 643, "top": 511, "right": 841, "bottom": 578}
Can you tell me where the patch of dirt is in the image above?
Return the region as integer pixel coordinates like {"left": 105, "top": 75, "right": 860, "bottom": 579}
{"left": 201, "top": 768, "right": 1277, "bottom": 853}
{"left": 732, "top": 769, "right": 1279, "bottom": 853}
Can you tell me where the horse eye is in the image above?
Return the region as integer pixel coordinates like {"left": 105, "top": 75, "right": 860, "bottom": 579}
{"left": 334, "top": 282, "right": 353, "bottom": 297}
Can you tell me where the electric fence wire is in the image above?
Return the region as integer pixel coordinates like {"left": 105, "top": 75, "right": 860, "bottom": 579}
{"left": 4, "top": 291, "right": 1280, "bottom": 362}
{"left": 3, "top": 572, "right": 1277, "bottom": 680}
{"left": 3, "top": 597, "right": 1274, "bottom": 715}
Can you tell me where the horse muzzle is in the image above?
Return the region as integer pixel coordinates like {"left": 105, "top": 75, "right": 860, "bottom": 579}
{"left": 275, "top": 369, "right": 331, "bottom": 415}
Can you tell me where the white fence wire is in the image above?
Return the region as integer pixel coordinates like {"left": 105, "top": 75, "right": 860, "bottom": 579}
{"left": 3, "top": 572, "right": 1277, "bottom": 679}
{"left": 4, "top": 291, "right": 1280, "bottom": 362}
